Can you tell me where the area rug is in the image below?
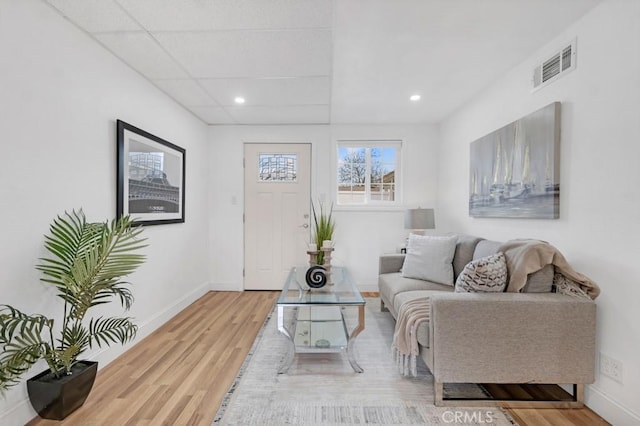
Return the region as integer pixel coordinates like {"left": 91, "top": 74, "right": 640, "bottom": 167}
{"left": 213, "top": 298, "right": 517, "bottom": 425}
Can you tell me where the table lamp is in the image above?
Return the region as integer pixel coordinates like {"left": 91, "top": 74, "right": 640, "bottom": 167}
{"left": 404, "top": 208, "right": 435, "bottom": 235}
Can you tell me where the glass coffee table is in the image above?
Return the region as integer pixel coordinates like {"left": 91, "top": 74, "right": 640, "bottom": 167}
{"left": 276, "top": 266, "right": 366, "bottom": 373}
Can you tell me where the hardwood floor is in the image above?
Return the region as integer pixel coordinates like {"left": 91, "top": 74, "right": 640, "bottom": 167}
{"left": 27, "top": 291, "right": 608, "bottom": 425}
{"left": 507, "top": 407, "right": 609, "bottom": 426}
{"left": 27, "top": 291, "right": 276, "bottom": 426}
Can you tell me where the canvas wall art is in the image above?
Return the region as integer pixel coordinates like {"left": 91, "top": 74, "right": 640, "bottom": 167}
{"left": 117, "top": 120, "right": 185, "bottom": 225}
{"left": 469, "top": 102, "right": 560, "bottom": 219}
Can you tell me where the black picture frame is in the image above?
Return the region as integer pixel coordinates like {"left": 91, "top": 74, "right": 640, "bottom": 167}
{"left": 117, "top": 120, "right": 185, "bottom": 226}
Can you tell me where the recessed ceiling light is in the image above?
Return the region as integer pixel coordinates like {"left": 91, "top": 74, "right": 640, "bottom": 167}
{"left": 409, "top": 94, "right": 421, "bottom": 101}
{"left": 234, "top": 96, "right": 245, "bottom": 104}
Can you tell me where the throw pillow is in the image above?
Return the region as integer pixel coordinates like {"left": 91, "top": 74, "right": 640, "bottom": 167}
{"left": 455, "top": 252, "right": 508, "bottom": 293}
{"left": 554, "top": 273, "right": 592, "bottom": 300}
{"left": 401, "top": 234, "right": 457, "bottom": 285}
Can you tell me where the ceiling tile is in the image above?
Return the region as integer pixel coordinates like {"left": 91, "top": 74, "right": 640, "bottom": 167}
{"left": 46, "top": 0, "right": 603, "bottom": 125}
{"left": 331, "top": 0, "right": 602, "bottom": 123}
{"left": 226, "top": 105, "right": 329, "bottom": 125}
{"left": 189, "top": 106, "right": 237, "bottom": 124}
{"left": 46, "top": 0, "right": 142, "bottom": 32}
{"left": 153, "top": 30, "right": 332, "bottom": 78}
{"left": 199, "top": 77, "right": 330, "bottom": 106}
{"left": 116, "top": 0, "right": 332, "bottom": 31}
{"left": 96, "top": 32, "right": 189, "bottom": 79}
{"left": 153, "top": 79, "right": 218, "bottom": 107}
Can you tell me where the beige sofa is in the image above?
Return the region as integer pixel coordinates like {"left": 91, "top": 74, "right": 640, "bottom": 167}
{"left": 378, "top": 234, "right": 596, "bottom": 407}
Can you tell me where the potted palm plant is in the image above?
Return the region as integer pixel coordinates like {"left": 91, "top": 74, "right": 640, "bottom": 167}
{"left": 312, "top": 201, "right": 335, "bottom": 265}
{"left": 0, "top": 210, "right": 146, "bottom": 420}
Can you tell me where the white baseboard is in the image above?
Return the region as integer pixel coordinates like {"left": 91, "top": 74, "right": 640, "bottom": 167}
{"left": 0, "top": 281, "right": 211, "bottom": 426}
{"left": 0, "top": 400, "right": 32, "bottom": 426}
{"left": 211, "top": 281, "right": 243, "bottom": 291}
{"left": 357, "top": 284, "right": 380, "bottom": 294}
{"left": 586, "top": 384, "right": 640, "bottom": 425}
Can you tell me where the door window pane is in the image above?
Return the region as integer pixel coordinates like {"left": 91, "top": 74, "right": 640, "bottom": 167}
{"left": 259, "top": 154, "right": 297, "bottom": 182}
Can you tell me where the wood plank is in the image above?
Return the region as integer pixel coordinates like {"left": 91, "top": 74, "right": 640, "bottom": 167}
{"left": 25, "top": 291, "right": 608, "bottom": 426}
{"left": 482, "top": 382, "right": 576, "bottom": 402}
{"left": 509, "top": 406, "right": 610, "bottom": 426}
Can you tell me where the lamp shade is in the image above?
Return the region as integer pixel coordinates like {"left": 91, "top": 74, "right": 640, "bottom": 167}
{"left": 404, "top": 208, "right": 435, "bottom": 230}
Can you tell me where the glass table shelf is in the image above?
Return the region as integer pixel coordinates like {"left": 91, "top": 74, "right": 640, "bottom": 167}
{"left": 277, "top": 266, "right": 365, "bottom": 373}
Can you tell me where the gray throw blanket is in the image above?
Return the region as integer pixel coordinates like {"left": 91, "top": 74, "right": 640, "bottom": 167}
{"left": 498, "top": 239, "right": 600, "bottom": 299}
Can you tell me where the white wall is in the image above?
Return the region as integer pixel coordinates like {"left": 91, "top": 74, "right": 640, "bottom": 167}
{"left": 331, "top": 125, "right": 440, "bottom": 289}
{"left": 209, "top": 123, "right": 438, "bottom": 292}
{"left": 0, "top": 1, "right": 210, "bottom": 423}
{"left": 437, "top": 0, "right": 640, "bottom": 423}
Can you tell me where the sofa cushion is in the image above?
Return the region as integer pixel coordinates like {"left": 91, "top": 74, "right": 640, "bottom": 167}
{"left": 401, "top": 234, "right": 457, "bottom": 285}
{"left": 393, "top": 291, "right": 437, "bottom": 348}
{"left": 454, "top": 253, "right": 508, "bottom": 293}
{"left": 379, "top": 272, "right": 453, "bottom": 315}
{"left": 523, "top": 264, "right": 554, "bottom": 293}
{"left": 452, "top": 235, "right": 484, "bottom": 280}
{"left": 473, "top": 239, "right": 501, "bottom": 260}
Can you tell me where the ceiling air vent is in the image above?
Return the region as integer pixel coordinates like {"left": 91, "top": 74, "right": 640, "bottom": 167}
{"left": 532, "top": 39, "right": 577, "bottom": 90}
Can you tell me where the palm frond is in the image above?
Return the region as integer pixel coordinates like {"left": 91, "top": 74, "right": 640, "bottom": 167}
{"left": 37, "top": 210, "right": 87, "bottom": 291}
{"left": 0, "top": 305, "right": 51, "bottom": 345}
{"left": 96, "top": 284, "right": 134, "bottom": 311}
{"left": 88, "top": 317, "right": 137, "bottom": 349}
{"left": 42, "top": 211, "right": 86, "bottom": 268}
{"left": 36, "top": 211, "right": 146, "bottom": 320}
{"left": 53, "top": 320, "right": 89, "bottom": 372}
{"left": 60, "top": 319, "right": 90, "bottom": 349}
{"left": 0, "top": 306, "right": 51, "bottom": 390}
{"left": 0, "top": 341, "right": 49, "bottom": 391}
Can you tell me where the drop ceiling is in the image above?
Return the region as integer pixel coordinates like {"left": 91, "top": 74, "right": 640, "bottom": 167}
{"left": 44, "top": 0, "right": 601, "bottom": 125}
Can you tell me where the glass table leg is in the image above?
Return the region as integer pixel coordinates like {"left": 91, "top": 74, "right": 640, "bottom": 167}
{"left": 277, "top": 305, "right": 295, "bottom": 374}
{"left": 346, "top": 305, "right": 365, "bottom": 373}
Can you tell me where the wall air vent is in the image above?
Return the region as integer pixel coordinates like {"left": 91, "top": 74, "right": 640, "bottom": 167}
{"left": 532, "top": 39, "right": 577, "bottom": 90}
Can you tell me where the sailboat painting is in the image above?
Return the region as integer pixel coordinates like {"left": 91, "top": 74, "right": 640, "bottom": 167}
{"left": 469, "top": 102, "right": 561, "bottom": 219}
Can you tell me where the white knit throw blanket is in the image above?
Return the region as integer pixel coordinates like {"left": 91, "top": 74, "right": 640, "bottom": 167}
{"left": 391, "top": 297, "right": 430, "bottom": 377}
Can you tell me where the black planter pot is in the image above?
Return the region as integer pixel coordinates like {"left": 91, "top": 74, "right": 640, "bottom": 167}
{"left": 27, "top": 361, "right": 98, "bottom": 420}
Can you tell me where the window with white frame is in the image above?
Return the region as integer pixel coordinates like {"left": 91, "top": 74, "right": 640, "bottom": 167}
{"left": 336, "top": 141, "right": 401, "bottom": 205}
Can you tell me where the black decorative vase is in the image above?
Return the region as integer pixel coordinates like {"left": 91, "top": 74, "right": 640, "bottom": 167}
{"left": 27, "top": 361, "right": 98, "bottom": 420}
{"left": 305, "top": 265, "right": 327, "bottom": 289}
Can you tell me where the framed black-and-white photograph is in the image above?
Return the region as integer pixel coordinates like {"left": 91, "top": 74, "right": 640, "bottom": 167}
{"left": 117, "top": 120, "right": 185, "bottom": 225}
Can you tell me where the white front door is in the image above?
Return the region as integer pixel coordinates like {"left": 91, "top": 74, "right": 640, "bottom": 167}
{"left": 244, "top": 143, "right": 312, "bottom": 290}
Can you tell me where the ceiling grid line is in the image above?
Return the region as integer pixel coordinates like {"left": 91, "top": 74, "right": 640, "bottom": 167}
{"left": 110, "top": 0, "right": 235, "bottom": 123}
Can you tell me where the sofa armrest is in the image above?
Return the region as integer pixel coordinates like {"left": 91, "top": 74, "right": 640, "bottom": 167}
{"left": 429, "top": 292, "right": 596, "bottom": 384}
{"left": 379, "top": 254, "right": 406, "bottom": 274}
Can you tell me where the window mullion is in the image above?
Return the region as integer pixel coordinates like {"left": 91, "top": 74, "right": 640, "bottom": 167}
{"left": 364, "top": 148, "right": 371, "bottom": 203}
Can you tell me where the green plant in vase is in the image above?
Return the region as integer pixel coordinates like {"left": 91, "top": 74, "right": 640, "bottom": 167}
{"left": 0, "top": 209, "right": 146, "bottom": 419}
{"left": 312, "top": 201, "right": 335, "bottom": 265}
